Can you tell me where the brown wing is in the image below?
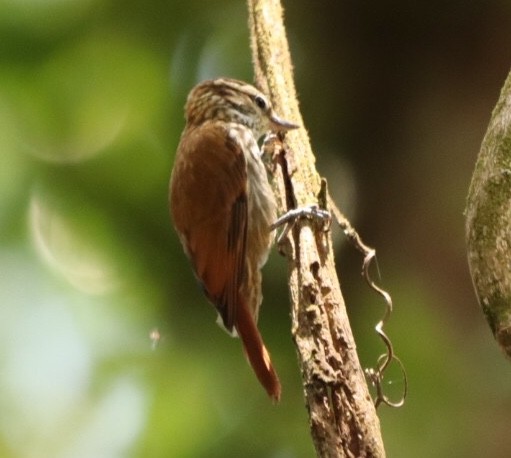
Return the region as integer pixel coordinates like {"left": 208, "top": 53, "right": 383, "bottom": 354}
{"left": 169, "top": 122, "right": 247, "bottom": 332}
{"left": 171, "top": 122, "right": 281, "bottom": 401}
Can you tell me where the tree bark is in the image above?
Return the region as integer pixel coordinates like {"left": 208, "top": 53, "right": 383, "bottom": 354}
{"left": 247, "top": 1, "right": 385, "bottom": 456}
{"left": 466, "top": 68, "right": 511, "bottom": 358}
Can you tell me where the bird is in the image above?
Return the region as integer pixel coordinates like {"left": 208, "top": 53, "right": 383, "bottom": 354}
{"left": 169, "top": 77, "right": 297, "bottom": 401}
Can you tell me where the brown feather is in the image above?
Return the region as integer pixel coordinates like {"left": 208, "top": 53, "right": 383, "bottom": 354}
{"left": 235, "top": 296, "right": 281, "bottom": 401}
{"left": 170, "top": 121, "right": 247, "bottom": 331}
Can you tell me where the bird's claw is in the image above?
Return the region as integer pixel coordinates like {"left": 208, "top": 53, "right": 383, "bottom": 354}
{"left": 271, "top": 205, "right": 331, "bottom": 245}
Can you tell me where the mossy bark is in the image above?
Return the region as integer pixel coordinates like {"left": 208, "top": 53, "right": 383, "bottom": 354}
{"left": 466, "top": 68, "right": 511, "bottom": 357}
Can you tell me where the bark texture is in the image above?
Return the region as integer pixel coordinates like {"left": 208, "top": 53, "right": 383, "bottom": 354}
{"left": 466, "top": 68, "right": 511, "bottom": 358}
{"left": 247, "top": 0, "right": 385, "bottom": 456}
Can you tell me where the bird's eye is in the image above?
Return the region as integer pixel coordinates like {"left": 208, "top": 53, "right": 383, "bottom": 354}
{"left": 254, "top": 95, "right": 267, "bottom": 110}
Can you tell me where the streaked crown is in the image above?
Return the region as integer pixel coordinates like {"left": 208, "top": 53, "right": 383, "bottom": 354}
{"left": 184, "top": 78, "right": 297, "bottom": 139}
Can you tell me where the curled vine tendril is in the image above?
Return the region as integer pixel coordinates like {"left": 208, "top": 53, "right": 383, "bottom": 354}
{"left": 263, "top": 133, "right": 407, "bottom": 408}
{"left": 327, "top": 191, "right": 408, "bottom": 409}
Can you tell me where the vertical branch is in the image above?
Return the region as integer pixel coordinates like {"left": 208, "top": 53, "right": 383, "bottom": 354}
{"left": 247, "top": 0, "right": 386, "bottom": 456}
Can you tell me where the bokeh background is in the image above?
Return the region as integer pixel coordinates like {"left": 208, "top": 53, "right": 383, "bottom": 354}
{"left": 2, "top": 1, "right": 511, "bottom": 457}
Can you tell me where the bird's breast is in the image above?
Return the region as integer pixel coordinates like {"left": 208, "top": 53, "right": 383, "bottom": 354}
{"left": 227, "top": 125, "right": 277, "bottom": 269}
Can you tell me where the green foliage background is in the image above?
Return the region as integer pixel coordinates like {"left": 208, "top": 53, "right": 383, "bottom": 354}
{"left": 1, "top": 1, "right": 511, "bottom": 457}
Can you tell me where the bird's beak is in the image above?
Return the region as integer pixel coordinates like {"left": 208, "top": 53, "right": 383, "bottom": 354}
{"left": 269, "top": 113, "right": 299, "bottom": 132}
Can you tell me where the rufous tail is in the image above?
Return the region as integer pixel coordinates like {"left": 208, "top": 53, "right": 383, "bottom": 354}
{"left": 235, "top": 299, "right": 281, "bottom": 402}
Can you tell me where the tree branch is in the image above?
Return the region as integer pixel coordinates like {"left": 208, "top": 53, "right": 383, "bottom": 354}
{"left": 466, "top": 68, "right": 511, "bottom": 358}
{"left": 247, "top": 1, "right": 385, "bottom": 456}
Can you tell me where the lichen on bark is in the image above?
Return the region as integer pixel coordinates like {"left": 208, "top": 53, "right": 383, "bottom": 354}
{"left": 466, "top": 68, "right": 511, "bottom": 358}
